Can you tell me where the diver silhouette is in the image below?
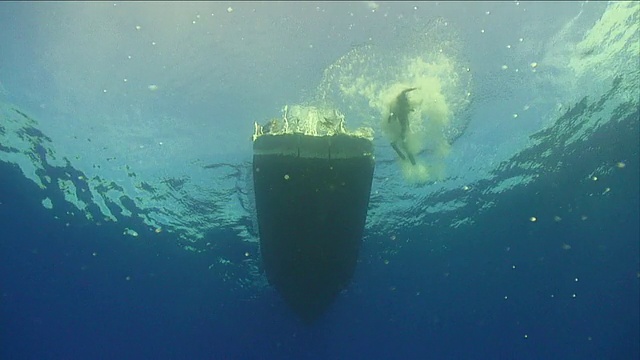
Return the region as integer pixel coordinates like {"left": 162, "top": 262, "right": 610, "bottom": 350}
{"left": 388, "top": 87, "right": 418, "bottom": 165}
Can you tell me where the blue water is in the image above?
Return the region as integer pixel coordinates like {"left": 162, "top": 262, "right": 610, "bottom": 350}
{"left": 1, "top": 2, "right": 638, "bottom": 359}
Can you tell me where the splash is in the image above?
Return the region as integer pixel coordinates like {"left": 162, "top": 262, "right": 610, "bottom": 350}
{"left": 252, "top": 104, "right": 374, "bottom": 140}
{"left": 316, "top": 18, "right": 472, "bottom": 183}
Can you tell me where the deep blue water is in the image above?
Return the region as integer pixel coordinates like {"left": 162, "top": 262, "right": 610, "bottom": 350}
{"left": 2, "top": 104, "right": 638, "bottom": 358}
{"left": 1, "top": 2, "right": 639, "bottom": 360}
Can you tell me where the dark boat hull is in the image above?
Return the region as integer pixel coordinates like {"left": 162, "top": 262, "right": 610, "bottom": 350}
{"left": 252, "top": 134, "right": 374, "bottom": 323}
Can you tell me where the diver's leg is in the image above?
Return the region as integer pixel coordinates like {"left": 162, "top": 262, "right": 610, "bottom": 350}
{"left": 407, "top": 152, "right": 416, "bottom": 166}
{"left": 391, "top": 142, "right": 407, "bottom": 160}
{"left": 400, "top": 140, "right": 416, "bottom": 166}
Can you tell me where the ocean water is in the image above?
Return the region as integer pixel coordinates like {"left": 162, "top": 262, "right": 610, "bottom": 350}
{"left": 0, "top": 2, "right": 638, "bottom": 359}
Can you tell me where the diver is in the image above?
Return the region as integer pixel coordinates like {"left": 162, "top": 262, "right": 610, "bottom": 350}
{"left": 387, "top": 87, "right": 418, "bottom": 165}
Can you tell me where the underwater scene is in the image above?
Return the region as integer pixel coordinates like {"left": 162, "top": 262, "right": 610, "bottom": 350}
{"left": 0, "top": 2, "right": 638, "bottom": 359}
